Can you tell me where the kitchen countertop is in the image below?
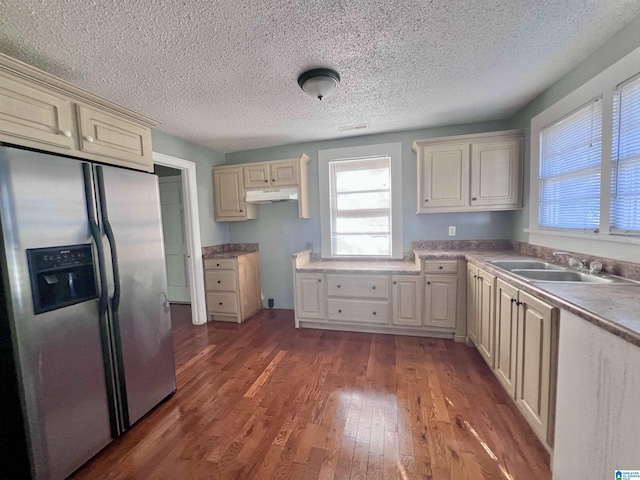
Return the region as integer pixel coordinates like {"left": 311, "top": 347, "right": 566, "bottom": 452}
{"left": 203, "top": 250, "right": 257, "bottom": 259}
{"left": 294, "top": 248, "right": 640, "bottom": 347}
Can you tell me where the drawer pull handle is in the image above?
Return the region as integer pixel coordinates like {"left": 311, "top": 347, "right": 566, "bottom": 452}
{"left": 338, "top": 309, "right": 342, "bottom": 313}
{"left": 516, "top": 301, "right": 523, "bottom": 306}
{"left": 510, "top": 298, "right": 516, "bottom": 303}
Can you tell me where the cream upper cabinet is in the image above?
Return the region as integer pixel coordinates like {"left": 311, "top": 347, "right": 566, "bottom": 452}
{"left": 243, "top": 163, "right": 270, "bottom": 188}
{"left": 0, "top": 53, "right": 158, "bottom": 172}
{"left": 414, "top": 130, "right": 523, "bottom": 213}
{"left": 212, "top": 165, "right": 257, "bottom": 221}
{"left": 270, "top": 160, "right": 298, "bottom": 187}
{"left": 243, "top": 159, "right": 299, "bottom": 189}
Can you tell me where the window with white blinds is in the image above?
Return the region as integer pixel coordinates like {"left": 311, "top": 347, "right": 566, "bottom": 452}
{"left": 328, "top": 156, "right": 391, "bottom": 256}
{"left": 538, "top": 98, "right": 602, "bottom": 230}
{"left": 611, "top": 73, "right": 640, "bottom": 233}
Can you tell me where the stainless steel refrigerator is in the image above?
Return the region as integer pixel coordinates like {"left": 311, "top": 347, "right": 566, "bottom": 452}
{"left": 0, "top": 145, "right": 177, "bottom": 479}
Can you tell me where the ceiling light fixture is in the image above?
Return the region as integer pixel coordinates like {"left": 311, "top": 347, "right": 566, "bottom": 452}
{"left": 298, "top": 68, "right": 341, "bottom": 100}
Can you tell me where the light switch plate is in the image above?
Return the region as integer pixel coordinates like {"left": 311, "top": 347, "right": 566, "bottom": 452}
{"left": 448, "top": 226, "right": 456, "bottom": 236}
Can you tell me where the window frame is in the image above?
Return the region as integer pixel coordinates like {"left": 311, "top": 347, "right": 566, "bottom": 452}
{"left": 318, "top": 142, "right": 403, "bottom": 259}
{"left": 529, "top": 44, "right": 640, "bottom": 252}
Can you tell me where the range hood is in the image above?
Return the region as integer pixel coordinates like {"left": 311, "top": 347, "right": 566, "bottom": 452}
{"left": 245, "top": 187, "right": 299, "bottom": 204}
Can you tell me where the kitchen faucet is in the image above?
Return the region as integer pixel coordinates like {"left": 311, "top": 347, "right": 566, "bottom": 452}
{"left": 552, "top": 251, "right": 589, "bottom": 270}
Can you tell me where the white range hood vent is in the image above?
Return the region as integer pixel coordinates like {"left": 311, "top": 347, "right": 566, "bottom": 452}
{"left": 245, "top": 187, "right": 299, "bottom": 204}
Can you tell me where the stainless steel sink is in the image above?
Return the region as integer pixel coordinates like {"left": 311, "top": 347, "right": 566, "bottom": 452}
{"left": 488, "top": 259, "right": 565, "bottom": 271}
{"left": 510, "top": 269, "right": 613, "bottom": 283}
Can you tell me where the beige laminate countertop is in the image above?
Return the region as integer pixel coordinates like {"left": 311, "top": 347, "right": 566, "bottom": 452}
{"left": 295, "top": 249, "right": 640, "bottom": 347}
{"left": 203, "top": 250, "right": 257, "bottom": 259}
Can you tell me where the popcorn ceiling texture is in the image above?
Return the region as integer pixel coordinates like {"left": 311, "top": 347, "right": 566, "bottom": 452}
{"left": 1, "top": 0, "right": 639, "bottom": 152}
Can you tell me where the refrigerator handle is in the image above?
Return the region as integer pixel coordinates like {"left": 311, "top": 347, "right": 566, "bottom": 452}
{"left": 95, "top": 166, "right": 121, "bottom": 313}
{"left": 95, "top": 165, "right": 131, "bottom": 429}
{"left": 83, "top": 163, "right": 121, "bottom": 438}
{"left": 82, "top": 164, "right": 109, "bottom": 316}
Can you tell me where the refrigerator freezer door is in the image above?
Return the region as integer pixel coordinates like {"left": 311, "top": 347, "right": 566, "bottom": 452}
{"left": 99, "top": 165, "right": 176, "bottom": 425}
{"left": 0, "top": 147, "right": 113, "bottom": 480}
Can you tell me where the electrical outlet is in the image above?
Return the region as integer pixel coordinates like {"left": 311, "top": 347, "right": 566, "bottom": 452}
{"left": 448, "top": 226, "right": 456, "bottom": 236}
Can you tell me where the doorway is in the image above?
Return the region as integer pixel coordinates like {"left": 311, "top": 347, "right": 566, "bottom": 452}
{"left": 152, "top": 152, "right": 207, "bottom": 325}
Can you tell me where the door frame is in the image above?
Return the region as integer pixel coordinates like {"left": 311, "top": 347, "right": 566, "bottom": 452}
{"left": 152, "top": 152, "right": 206, "bottom": 326}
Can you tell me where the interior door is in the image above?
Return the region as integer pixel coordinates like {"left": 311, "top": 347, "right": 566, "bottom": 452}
{"left": 159, "top": 176, "right": 190, "bottom": 303}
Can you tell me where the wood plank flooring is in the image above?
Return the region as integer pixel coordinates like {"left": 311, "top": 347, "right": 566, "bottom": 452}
{"left": 72, "top": 306, "right": 551, "bottom": 479}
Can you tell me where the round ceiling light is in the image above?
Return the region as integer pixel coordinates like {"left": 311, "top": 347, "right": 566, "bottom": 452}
{"left": 297, "top": 68, "right": 341, "bottom": 100}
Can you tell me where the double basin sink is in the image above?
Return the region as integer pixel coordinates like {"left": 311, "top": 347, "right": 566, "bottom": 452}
{"left": 488, "top": 259, "right": 635, "bottom": 285}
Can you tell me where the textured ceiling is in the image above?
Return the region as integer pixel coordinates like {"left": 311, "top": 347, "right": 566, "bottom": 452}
{"left": 1, "top": 1, "right": 640, "bottom": 153}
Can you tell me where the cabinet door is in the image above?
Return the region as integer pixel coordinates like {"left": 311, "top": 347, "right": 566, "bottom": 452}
{"left": 213, "top": 167, "right": 251, "bottom": 221}
{"left": 76, "top": 104, "right": 153, "bottom": 171}
{"left": 0, "top": 72, "right": 75, "bottom": 150}
{"left": 243, "top": 163, "right": 270, "bottom": 188}
{"left": 476, "top": 268, "right": 496, "bottom": 367}
{"left": 424, "top": 275, "right": 457, "bottom": 328}
{"left": 494, "top": 279, "right": 519, "bottom": 397}
{"left": 466, "top": 264, "right": 479, "bottom": 345}
{"left": 271, "top": 160, "right": 298, "bottom": 187}
{"left": 418, "top": 143, "right": 470, "bottom": 211}
{"left": 391, "top": 276, "right": 421, "bottom": 326}
{"left": 470, "top": 138, "right": 521, "bottom": 208}
{"left": 515, "top": 291, "right": 557, "bottom": 444}
{"left": 295, "top": 273, "right": 325, "bottom": 319}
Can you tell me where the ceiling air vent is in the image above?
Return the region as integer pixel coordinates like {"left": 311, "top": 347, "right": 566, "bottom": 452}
{"left": 338, "top": 123, "right": 369, "bottom": 132}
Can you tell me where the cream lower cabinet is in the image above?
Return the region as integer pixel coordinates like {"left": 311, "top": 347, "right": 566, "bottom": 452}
{"left": 295, "top": 273, "right": 325, "bottom": 319}
{"left": 0, "top": 53, "right": 157, "bottom": 172}
{"left": 489, "top": 277, "right": 558, "bottom": 451}
{"left": 204, "top": 253, "right": 262, "bottom": 323}
{"left": 326, "top": 274, "right": 389, "bottom": 325}
{"left": 423, "top": 261, "right": 459, "bottom": 329}
{"left": 467, "top": 264, "right": 496, "bottom": 367}
{"left": 391, "top": 275, "right": 422, "bottom": 326}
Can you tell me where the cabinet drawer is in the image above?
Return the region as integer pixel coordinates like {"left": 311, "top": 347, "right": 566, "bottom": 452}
{"left": 327, "top": 299, "right": 389, "bottom": 324}
{"left": 204, "top": 258, "right": 236, "bottom": 270}
{"left": 326, "top": 275, "right": 388, "bottom": 299}
{"left": 205, "top": 270, "right": 237, "bottom": 292}
{"left": 206, "top": 292, "right": 238, "bottom": 314}
{"left": 423, "top": 260, "right": 458, "bottom": 273}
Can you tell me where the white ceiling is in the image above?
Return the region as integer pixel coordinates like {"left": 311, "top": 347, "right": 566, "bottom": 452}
{"left": 1, "top": 1, "right": 639, "bottom": 153}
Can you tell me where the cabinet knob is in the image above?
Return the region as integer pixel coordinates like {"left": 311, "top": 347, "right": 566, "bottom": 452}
{"left": 85, "top": 135, "right": 95, "bottom": 143}
{"left": 219, "top": 302, "right": 223, "bottom": 305}
{"left": 217, "top": 280, "right": 221, "bottom": 284}
{"left": 510, "top": 298, "right": 516, "bottom": 303}
{"left": 472, "top": 197, "right": 477, "bottom": 201}
{"left": 60, "top": 130, "right": 72, "bottom": 137}
{"left": 427, "top": 281, "right": 431, "bottom": 285}
{"left": 373, "top": 311, "right": 377, "bottom": 315}
{"left": 473, "top": 274, "right": 478, "bottom": 279}
{"left": 337, "top": 285, "right": 341, "bottom": 288}
{"left": 264, "top": 179, "right": 268, "bottom": 183}
{"left": 338, "top": 309, "right": 342, "bottom": 313}
{"left": 239, "top": 209, "right": 243, "bottom": 212}
{"left": 424, "top": 199, "right": 429, "bottom": 203}
{"left": 272, "top": 179, "right": 275, "bottom": 182}
{"left": 318, "top": 279, "right": 322, "bottom": 282}
{"left": 372, "top": 286, "right": 376, "bottom": 289}
{"left": 216, "top": 263, "right": 220, "bottom": 266}
{"left": 438, "top": 266, "right": 443, "bottom": 270}
{"left": 478, "top": 276, "right": 483, "bottom": 281}
{"left": 516, "top": 301, "right": 523, "bottom": 306}
{"left": 393, "top": 281, "right": 397, "bottom": 284}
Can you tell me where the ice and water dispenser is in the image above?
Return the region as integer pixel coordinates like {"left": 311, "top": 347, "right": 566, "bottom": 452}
{"left": 27, "top": 244, "right": 98, "bottom": 314}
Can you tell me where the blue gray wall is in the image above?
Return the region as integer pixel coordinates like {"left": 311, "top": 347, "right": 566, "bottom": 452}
{"left": 226, "top": 120, "right": 513, "bottom": 309}
{"left": 152, "top": 130, "right": 229, "bottom": 246}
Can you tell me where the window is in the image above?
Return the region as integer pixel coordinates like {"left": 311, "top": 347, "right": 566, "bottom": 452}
{"left": 319, "top": 143, "right": 402, "bottom": 258}
{"left": 538, "top": 99, "right": 602, "bottom": 230}
{"left": 611, "top": 73, "right": 640, "bottom": 233}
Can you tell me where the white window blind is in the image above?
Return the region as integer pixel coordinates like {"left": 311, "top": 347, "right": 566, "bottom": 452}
{"left": 538, "top": 98, "right": 602, "bottom": 230}
{"left": 611, "top": 73, "right": 640, "bottom": 233}
{"left": 329, "top": 156, "right": 391, "bottom": 256}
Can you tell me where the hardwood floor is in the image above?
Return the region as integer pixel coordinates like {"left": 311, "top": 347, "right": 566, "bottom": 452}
{"left": 72, "top": 305, "right": 551, "bottom": 479}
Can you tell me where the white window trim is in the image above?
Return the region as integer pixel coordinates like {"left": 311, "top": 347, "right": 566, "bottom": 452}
{"left": 529, "top": 44, "right": 640, "bottom": 255}
{"left": 318, "top": 142, "right": 403, "bottom": 259}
